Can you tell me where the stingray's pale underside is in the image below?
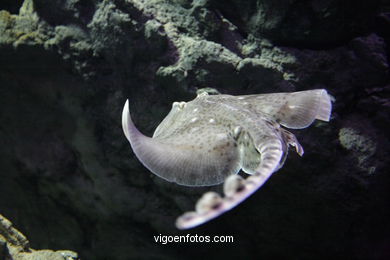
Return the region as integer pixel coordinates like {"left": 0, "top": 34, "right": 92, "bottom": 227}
{"left": 122, "top": 89, "right": 332, "bottom": 229}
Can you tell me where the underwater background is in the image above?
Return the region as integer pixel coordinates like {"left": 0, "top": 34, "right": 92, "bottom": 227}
{"left": 0, "top": 0, "right": 389, "bottom": 259}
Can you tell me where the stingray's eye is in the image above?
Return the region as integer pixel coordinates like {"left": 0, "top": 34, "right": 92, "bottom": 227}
{"left": 179, "top": 102, "right": 186, "bottom": 109}
{"left": 172, "top": 101, "right": 186, "bottom": 110}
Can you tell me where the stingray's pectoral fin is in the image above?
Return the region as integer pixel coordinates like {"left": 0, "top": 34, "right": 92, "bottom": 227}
{"left": 276, "top": 89, "right": 332, "bottom": 129}
{"left": 122, "top": 99, "right": 241, "bottom": 187}
{"left": 176, "top": 139, "right": 283, "bottom": 229}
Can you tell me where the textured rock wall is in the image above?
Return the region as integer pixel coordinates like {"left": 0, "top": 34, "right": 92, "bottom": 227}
{"left": 0, "top": 214, "right": 78, "bottom": 260}
{"left": 0, "top": 0, "right": 389, "bottom": 259}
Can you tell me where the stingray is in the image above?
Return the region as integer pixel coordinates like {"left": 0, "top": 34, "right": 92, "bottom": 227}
{"left": 122, "top": 89, "right": 332, "bottom": 229}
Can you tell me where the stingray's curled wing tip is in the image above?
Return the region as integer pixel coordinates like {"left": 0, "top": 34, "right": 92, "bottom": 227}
{"left": 121, "top": 99, "right": 131, "bottom": 141}
{"left": 315, "top": 89, "right": 332, "bottom": 122}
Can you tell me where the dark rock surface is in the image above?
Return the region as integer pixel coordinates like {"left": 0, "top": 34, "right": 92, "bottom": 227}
{"left": 211, "top": 0, "right": 382, "bottom": 48}
{"left": 0, "top": 0, "right": 389, "bottom": 259}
